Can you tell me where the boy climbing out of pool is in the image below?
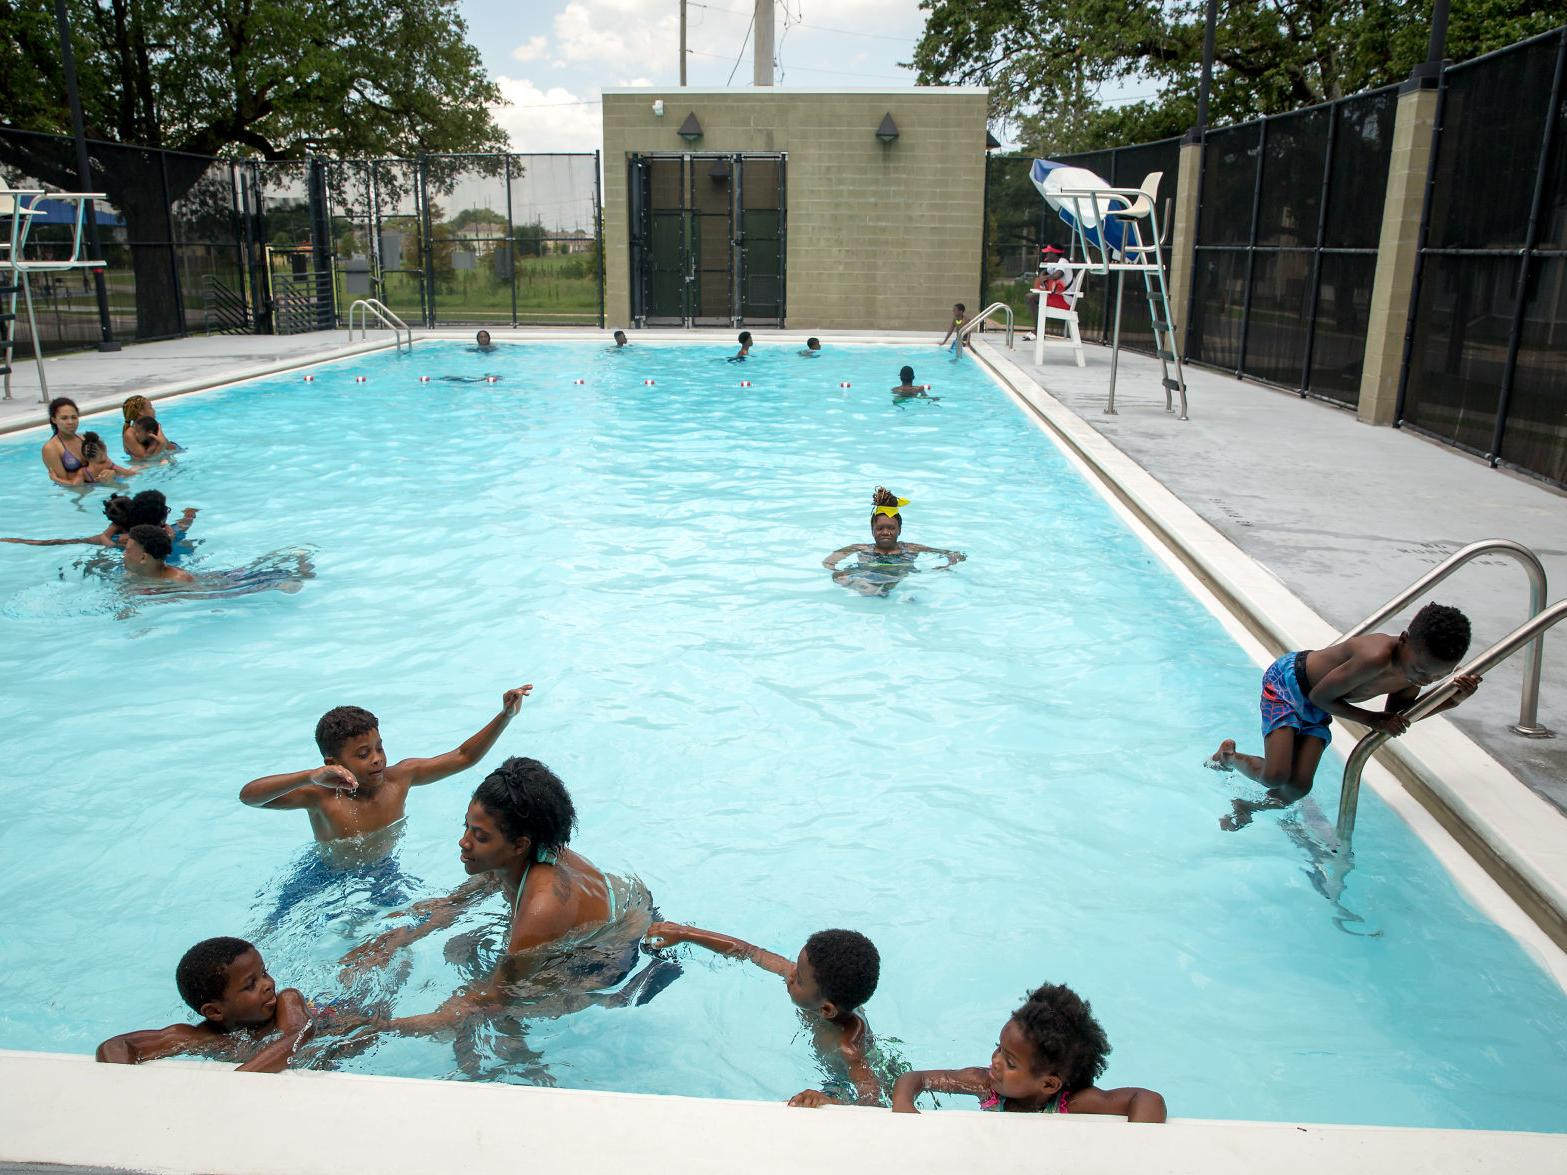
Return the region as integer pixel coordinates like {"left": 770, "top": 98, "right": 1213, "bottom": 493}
{"left": 1209, "top": 602, "right": 1481, "bottom": 831}
{"left": 95, "top": 937, "right": 314, "bottom": 1072}
{"left": 891, "top": 982, "right": 1166, "bottom": 1120}
{"left": 239, "top": 684, "right": 533, "bottom": 843}
{"left": 645, "top": 921, "right": 889, "bottom": 1106}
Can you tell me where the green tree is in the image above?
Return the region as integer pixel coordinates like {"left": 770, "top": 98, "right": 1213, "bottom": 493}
{"left": 0, "top": 0, "right": 504, "bottom": 337}
{"left": 911, "top": 0, "right": 1567, "bottom": 154}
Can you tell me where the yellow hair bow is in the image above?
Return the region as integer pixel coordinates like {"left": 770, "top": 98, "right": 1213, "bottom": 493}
{"left": 872, "top": 496, "right": 910, "bottom": 518}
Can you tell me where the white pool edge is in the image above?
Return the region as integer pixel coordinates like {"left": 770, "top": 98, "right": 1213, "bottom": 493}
{"left": 974, "top": 342, "right": 1567, "bottom": 991}
{"left": 1, "top": 1050, "right": 1562, "bottom": 1174}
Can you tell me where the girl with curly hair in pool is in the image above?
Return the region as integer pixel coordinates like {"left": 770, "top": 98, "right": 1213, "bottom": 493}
{"left": 892, "top": 982, "right": 1166, "bottom": 1120}
{"left": 822, "top": 486, "right": 965, "bottom": 596}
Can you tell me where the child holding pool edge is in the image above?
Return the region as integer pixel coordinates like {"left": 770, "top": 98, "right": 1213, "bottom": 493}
{"left": 239, "top": 685, "right": 534, "bottom": 843}
{"left": 892, "top": 983, "right": 1166, "bottom": 1120}
{"left": 95, "top": 938, "right": 313, "bottom": 1073}
{"left": 1209, "top": 602, "right": 1480, "bottom": 831}
{"left": 645, "top": 922, "right": 887, "bottom": 1106}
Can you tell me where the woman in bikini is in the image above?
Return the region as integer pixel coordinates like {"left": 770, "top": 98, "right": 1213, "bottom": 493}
{"left": 339, "top": 755, "right": 668, "bottom": 1032}
{"left": 41, "top": 397, "right": 88, "bottom": 486}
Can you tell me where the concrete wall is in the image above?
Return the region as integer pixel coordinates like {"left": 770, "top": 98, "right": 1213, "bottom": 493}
{"left": 602, "top": 88, "right": 989, "bottom": 332}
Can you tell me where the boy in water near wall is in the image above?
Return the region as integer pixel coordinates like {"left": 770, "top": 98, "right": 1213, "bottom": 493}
{"left": 1209, "top": 603, "right": 1481, "bottom": 830}
{"left": 240, "top": 685, "right": 533, "bottom": 843}
{"left": 96, "top": 938, "right": 314, "bottom": 1072}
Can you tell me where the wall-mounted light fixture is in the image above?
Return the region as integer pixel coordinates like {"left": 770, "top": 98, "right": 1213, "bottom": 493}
{"left": 876, "top": 113, "right": 899, "bottom": 143}
{"left": 678, "top": 112, "right": 703, "bottom": 142}
{"left": 653, "top": 100, "right": 665, "bottom": 117}
{"left": 985, "top": 130, "right": 1002, "bottom": 151}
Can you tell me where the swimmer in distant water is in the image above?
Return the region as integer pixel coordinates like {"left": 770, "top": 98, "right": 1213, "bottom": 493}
{"left": 613, "top": 329, "right": 629, "bottom": 348}
{"left": 822, "top": 487, "right": 965, "bottom": 597}
{"left": 891, "top": 366, "right": 937, "bottom": 401}
{"left": 728, "top": 330, "right": 753, "bottom": 362}
{"left": 474, "top": 329, "right": 495, "bottom": 351}
{"left": 799, "top": 336, "right": 822, "bottom": 358}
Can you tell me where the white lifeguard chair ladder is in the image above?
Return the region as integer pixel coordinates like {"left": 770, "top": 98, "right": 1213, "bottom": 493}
{"left": 1, "top": 186, "right": 109, "bottom": 402}
{"left": 1049, "top": 172, "right": 1189, "bottom": 420}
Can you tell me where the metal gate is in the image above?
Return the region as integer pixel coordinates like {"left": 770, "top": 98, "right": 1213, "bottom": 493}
{"left": 629, "top": 153, "right": 786, "bottom": 327}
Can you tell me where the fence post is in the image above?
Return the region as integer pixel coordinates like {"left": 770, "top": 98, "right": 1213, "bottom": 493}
{"left": 1356, "top": 85, "right": 1443, "bottom": 424}
{"left": 1167, "top": 137, "right": 1203, "bottom": 358}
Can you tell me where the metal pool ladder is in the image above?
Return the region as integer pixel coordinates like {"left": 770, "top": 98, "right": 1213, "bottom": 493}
{"left": 1335, "top": 539, "right": 1558, "bottom": 852}
{"left": 348, "top": 298, "right": 412, "bottom": 352}
{"left": 957, "top": 302, "right": 1015, "bottom": 349}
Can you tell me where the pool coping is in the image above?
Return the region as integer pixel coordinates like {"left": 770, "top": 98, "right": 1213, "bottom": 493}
{"left": 972, "top": 341, "right": 1567, "bottom": 966}
{"left": 1, "top": 1051, "right": 1562, "bottom": 1174}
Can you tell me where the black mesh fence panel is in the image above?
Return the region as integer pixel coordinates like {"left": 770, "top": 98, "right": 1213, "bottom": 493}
{"left": 1403, "top": 29, "right": 1567, "bottom": 485}
{"left": 1187, "top": 86, "right": 1394, "bottom": 404}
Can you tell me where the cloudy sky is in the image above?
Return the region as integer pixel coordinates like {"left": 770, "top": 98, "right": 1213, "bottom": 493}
{"left": 457, "top": 0, "right": 937, "bottom": 154}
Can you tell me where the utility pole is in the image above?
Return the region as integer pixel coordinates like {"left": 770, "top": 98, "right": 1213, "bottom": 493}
{"left": 680, "top": 0, "right": 687, "bottom": 86}
{"left": 754, "top": 0, "right": 774, "bottom": 86}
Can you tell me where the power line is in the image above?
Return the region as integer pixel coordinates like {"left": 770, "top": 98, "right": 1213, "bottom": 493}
{"left": 688, "top": 1, "right": 914, "bottom": 43}
{"left": 726, "top": 10, "right": 756, "bottom": 86}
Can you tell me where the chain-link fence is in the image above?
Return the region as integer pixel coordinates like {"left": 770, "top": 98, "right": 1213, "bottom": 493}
{"left": 1401, "top": 28, "right": 1567, "bottom": 486}
{"left": 0, "top": 130, "right": 605, "bottom": 351}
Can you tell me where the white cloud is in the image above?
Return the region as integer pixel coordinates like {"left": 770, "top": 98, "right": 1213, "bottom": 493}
{"left": 553, "top": 0, "right": 678, "bottom": 67}
{"left": 510, "top": 36, "right": 549, "bottom": 63}
{"left": 492, "top": 77, "right": 603, "bottom": 154}
{"left": 616, "top": 76, "right": 653, "bottom": 88}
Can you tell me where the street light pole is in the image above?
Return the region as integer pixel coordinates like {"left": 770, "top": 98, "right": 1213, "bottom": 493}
{"left": 52, "top": 0, "right": 119, "bottom": 350}
{"left": 680, "top": 0, "right": 687, "bottom": 86}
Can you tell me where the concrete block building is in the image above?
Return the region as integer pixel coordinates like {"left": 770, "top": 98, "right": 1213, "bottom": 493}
{"left": 600, "top": 87, "right": 990, "bottom": 332}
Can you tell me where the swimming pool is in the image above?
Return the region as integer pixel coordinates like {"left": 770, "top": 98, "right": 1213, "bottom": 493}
{"left": 0, "top": 338, "right": 1564, "bottom": 1130}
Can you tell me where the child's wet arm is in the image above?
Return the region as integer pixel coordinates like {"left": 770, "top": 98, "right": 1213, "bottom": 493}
{"left": 892, "top": 1067, "right": 988, "bottom": 1111}
{"left": 1083, "top": 1085, "right": 1168, "bottom": 1122}
{"left": 406, "top": 687, "right": 531, "bottom": 786}
{"left": 236, "top": 990, "right": 313, "bottom": 1073}
{"left": 239, "top": 770, "right": 323, "bottom": 809}
{"left": 1308, "top": 659, "right": 1393, "bottom": 724}
{"left": 95, "top": 1025, "right": 198, "bottom": 1065}
{"left": 674, "top": 926, "right": 790, "bottom": 975}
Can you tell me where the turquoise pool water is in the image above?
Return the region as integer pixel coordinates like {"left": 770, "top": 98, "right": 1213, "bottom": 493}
{"left": 0, "top": 339, "right": 1564, "bottom": 1129}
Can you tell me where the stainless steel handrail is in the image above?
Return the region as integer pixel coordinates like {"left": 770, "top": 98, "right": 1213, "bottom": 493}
{"left": 348, "top": 297, "right": 412, "bottom": 351}
{"left": 958, "top": 301, "right": 1015, "bottom": 349}
{"left": 1339, "top": 539, "right": 1550, "bottom": 737}
{"left": 1337, "top": 598, "right": 1567, "bottom": 850}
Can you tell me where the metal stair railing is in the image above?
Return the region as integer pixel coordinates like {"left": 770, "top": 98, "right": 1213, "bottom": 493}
{"left": 348, "top": 297, "right": 412, "bottom": 352}
{"left": 1337, "top": 598, "right": 1567, "bottom": 852}
{"left": 956, "top": 301, "right": 1014, "bottom": 349}
{"left": 1338, "top": 539, "right": 1551, "bottom": 738}
{"left": 201, "top": 274, "right": 251, "bottom": 336}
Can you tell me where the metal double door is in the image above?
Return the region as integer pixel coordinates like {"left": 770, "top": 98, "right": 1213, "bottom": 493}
{"left": 630, "top": 153, "right": 784, "bottom": 327}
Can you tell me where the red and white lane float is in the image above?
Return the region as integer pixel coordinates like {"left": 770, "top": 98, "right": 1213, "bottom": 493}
{"left": 485, "top": 375, "right": 498, "bottom": 383}
{"left": 643, "top": 379, "right": 656, "bottom": 386}
{"left": 572, "top": 378, "right": 586, "bottom": 384}
{"left": 302, "top": 374, "right": 315, "bottom": 382}
{"left": 353, "top": 376, "right": 367, "bottom": 383}
{"left": 419, "top": 375, "right": 431, "bottom": 382}
{"left": 739, "top": 380, "right": 752, "bottom": 388}
{"left": 839, "top": 381, "right": 851, "bottom": 388}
